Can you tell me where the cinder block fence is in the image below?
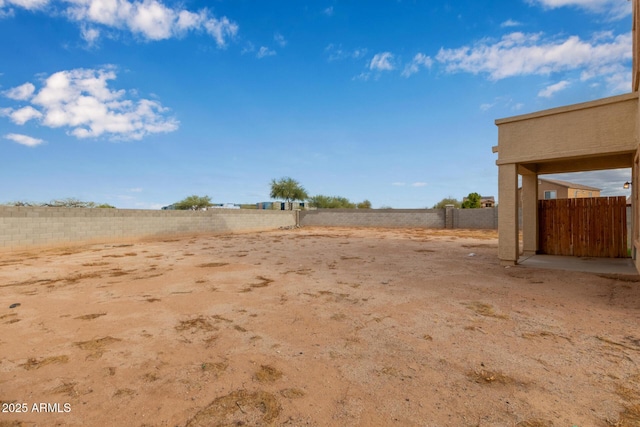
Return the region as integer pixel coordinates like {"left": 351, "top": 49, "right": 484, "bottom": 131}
{"left": 0, "top": 206, "right": 500, "bottom": 251}
{"left": 0, "top": 206, "right": 296, "bottom": 250}
{"left": 299, "top": 207, "right": 499, "bottom": 230}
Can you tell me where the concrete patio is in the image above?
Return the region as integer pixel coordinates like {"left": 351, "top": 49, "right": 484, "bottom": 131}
{"left": 518, "top": 254, "right": 639, "bottom": 275}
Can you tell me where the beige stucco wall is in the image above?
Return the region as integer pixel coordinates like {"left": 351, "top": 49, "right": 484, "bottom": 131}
{"left": 569, "top": 188, "right": 600, "bottom": 198}
{"left": 496, "top": 93, "right": 638, "bottom": 167}
{"left": 538, "top": 182, "right": 569, "bottom": 199}
{"left": 495, "top": 94, "right": 638, "bottom": 266}
{"left": 537, "top": 182, "right": 600, "bottom": 199}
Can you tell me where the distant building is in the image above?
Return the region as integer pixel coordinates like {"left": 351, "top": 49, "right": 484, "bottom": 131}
{"left": 208, "top": 203, "right": 240, "bottom": 209}
{"left": 535, "top": 178, "right": 601, "bottom": 200}
{"left": 462, "top": 195, "right": 495, "bottom": 208}
{"left": 480, "top": 196, "right": 495, "bottom": 208}
{"left": 256, "top": 201, "right": 307, "bottom": 210}
{"left": 517, "top": 178, "right": 601, "bottom": 206}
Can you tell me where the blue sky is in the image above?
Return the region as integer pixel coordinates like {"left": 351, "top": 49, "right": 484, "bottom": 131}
{"left": 0, "top": 0, "right": 634, "bottom": 209}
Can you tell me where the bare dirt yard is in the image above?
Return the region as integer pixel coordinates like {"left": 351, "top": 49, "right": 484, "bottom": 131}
{"left": 1, "top": 226, "right": 639, "bottom": 427}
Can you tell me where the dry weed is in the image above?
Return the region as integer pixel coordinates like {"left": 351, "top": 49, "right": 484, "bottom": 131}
{"left": 113, "top": 389, "right": 136, "bottom": 398}
{"left": 516, "top": 420, "right": 552, "bottom": 427}
{"left": 19, "top": 355, "right": 69, "bottom": 370}
{"left": 175, "top": 316, "right": 217, "bottom": 333}
{"left": 254, "top": 365, "right": 283, "bottom": 383}
{"left": 201, "top": 361, "right": 228, "bottom": 376}
{"left": 243, "top": 276, "right": 274, "bottom": 291}
{"left": 521, "top": 330, "right": 572, "bottom": 343}
{"left": 185, "top": 389, "right": 281, "bottom": 427}
{"left": 467, "top": 368, "right": 513, "bottom": 385}
{"left": 74, "top": 336, "right": 121, "bottom": 359}
{"left": 197, "top": 262, "right": 229, "bottom": 268}
{"left": 75, "top": 313, "right": 106, "bottom": 320}
{"left": 50, "top": 381, "right": 78, "bottom": 397}
{"left": 280, "top": 388, "right": 306, "bottom": 399}
{"left": 465, "top": 301, "right": 508, "bottom": 319}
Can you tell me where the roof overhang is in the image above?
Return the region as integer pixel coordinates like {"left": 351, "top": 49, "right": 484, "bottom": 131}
{"left": 495, "top": 93, "right": 638, "bottom": 168}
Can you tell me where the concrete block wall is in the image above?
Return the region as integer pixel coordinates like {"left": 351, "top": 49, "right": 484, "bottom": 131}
{"left": 453, "top": 207, "right": 499, "bottom": 229}
{"left": 0, "top": 206, "right": 296, "bottom": 250}
{"left": 299, "top": 209, "right": 446, "bottom": 228}
{"left": 300, "top": 208, "right": 500, "bottom": 229}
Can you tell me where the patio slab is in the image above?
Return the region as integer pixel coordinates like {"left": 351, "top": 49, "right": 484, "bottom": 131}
{"left": 518, "top": 254, "right": 639, "bottom": 275}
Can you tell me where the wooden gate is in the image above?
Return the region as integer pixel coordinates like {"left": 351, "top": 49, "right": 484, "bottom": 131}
{"left": 538, "top": 196, "right": 628, "bottom": 257}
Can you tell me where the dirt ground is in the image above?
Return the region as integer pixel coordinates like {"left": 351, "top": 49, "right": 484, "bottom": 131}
{"left": 1, "top": 226, "right": 639, "bottom": 427}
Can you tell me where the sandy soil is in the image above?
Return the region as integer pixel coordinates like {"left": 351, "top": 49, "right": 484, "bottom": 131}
{"left": 0, "top": 226, "right": 639, "bottom": 427}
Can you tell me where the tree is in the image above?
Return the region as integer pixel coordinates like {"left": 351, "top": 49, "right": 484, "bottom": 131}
{"left": 269, "top": 177, "right": 308, "bottom": 208}
{"left": 461, "top": 192, "right": 482, "bottom": 209}
{"left": 5, "top": 200, "right": 35, "bottom": 207}
{"left": 174, "top": 195, "right": 213, "bottom": 210}
{"left": 5, "top": 198, "right": 115, "bottom": 208}
{"left": 47, "top": 198, "right": 97, "bottom": 208}
{"left": 309, "top": 195, "right": 354, "bottom": 209}
{"left": 356, "top": 199, "right": 372, "bottom": 209}
{"left": 308, "top": 195, "right": 372, "bottom": 209}
{"left": 432, "top": 197, "right": 461, "bottom": 209}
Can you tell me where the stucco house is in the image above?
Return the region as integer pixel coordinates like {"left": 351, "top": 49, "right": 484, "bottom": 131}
{"left": 493, "top": 0, "right": 640, "bottom": 269}
{"left": 480, "top": 196, "right": 495, "bottom": 208}
{"left": 517, "top": 178, "right": 601, "bottom": 203}
{"left": 462, "top": 195, "right": 495, "bottom": 208}
{"left": 536, "top": 178, "right": 601, "bottom": 200}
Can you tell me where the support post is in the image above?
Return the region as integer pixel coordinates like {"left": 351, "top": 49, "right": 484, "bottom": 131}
{"left": 498, "top": 163, "right": 519, "bottom": 265}
{"left": 521, "top": 172, "right": 539, "bottom": 256}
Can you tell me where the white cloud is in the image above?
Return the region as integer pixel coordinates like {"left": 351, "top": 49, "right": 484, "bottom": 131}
{"left": 274, "top": 32, "right": 287, "bottom": 47}
{"left": 2, "top": 0, "right": 48, "bottom": 10}
{"left": 4, "top": 82, "right": 35, "bottom": 100}
{"left": 256, "top": 46, "right": 276, "bottom": 58}
{"left": 2, "top": 1, "right": 239, "bottom": 45}
{"left": 128, "top": 187, "right": 143, "bottom": 192}
{"left": 62, "top": 0, "right": 238, "bottom": 45}
{"left": 352, "top": 48, "right": 367, "bottom": 59}
{"left": 411, "top": 182, "right": 427, "bottom": 187}
{"left": 176, "top": 10, "right": 203, "bottom": 31}
{"left": 80, "top": 24, "right": 100, "bottom": 45}
{"left": 323, "top": 6, "right": 333, "bottom": 16}
{"left": 436, "top": 31, "right": 631, "bottom": 91}
{"left": 0, "top": 8, "right": 15, "bottom": 18}
{"left": 527, "top": 0, "right": 631, "bottom": 19}
{"left": 480, "top": 103, "right": 494, "bottom": 111}
{"left": 2, "top": 67, "right": 178, "bottom": 140}
{"left": 7, "top": 105, "right": 43, "bottom": 124}
{"left": 604, "top": 68, "right": 631, "bottom": 93}
{"left": 369, "top": 52, "right": 395, "bottom": 71}
{"left": 4, "top": 133, "right": 44, "bottom": 147}
{"left": 538, "top": 80, "right": 571, "bottom": 97}
{"left": 128, "top": 0, "right": 176, "bottom": 40}
{"left": 241, "top": 41, "right": 255, "bottom": 55}
{"left": 204, "top": 16, "right": 238, "bottom": 47}
{"left": 325, "top": 44, "right": 367, "bottom": 61}
{"left": 501, "top": 19, "right": 521, "bottom": 28}
{"left": 352, "top": 72, "right": 370, "bottom": 81}
{"left": 401, "top": 53, "right": 433, "bottom": 77}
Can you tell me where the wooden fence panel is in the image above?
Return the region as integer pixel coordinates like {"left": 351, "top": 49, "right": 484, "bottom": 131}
{"left": 538, "top": 196, "right": 627, "bottom": 258}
